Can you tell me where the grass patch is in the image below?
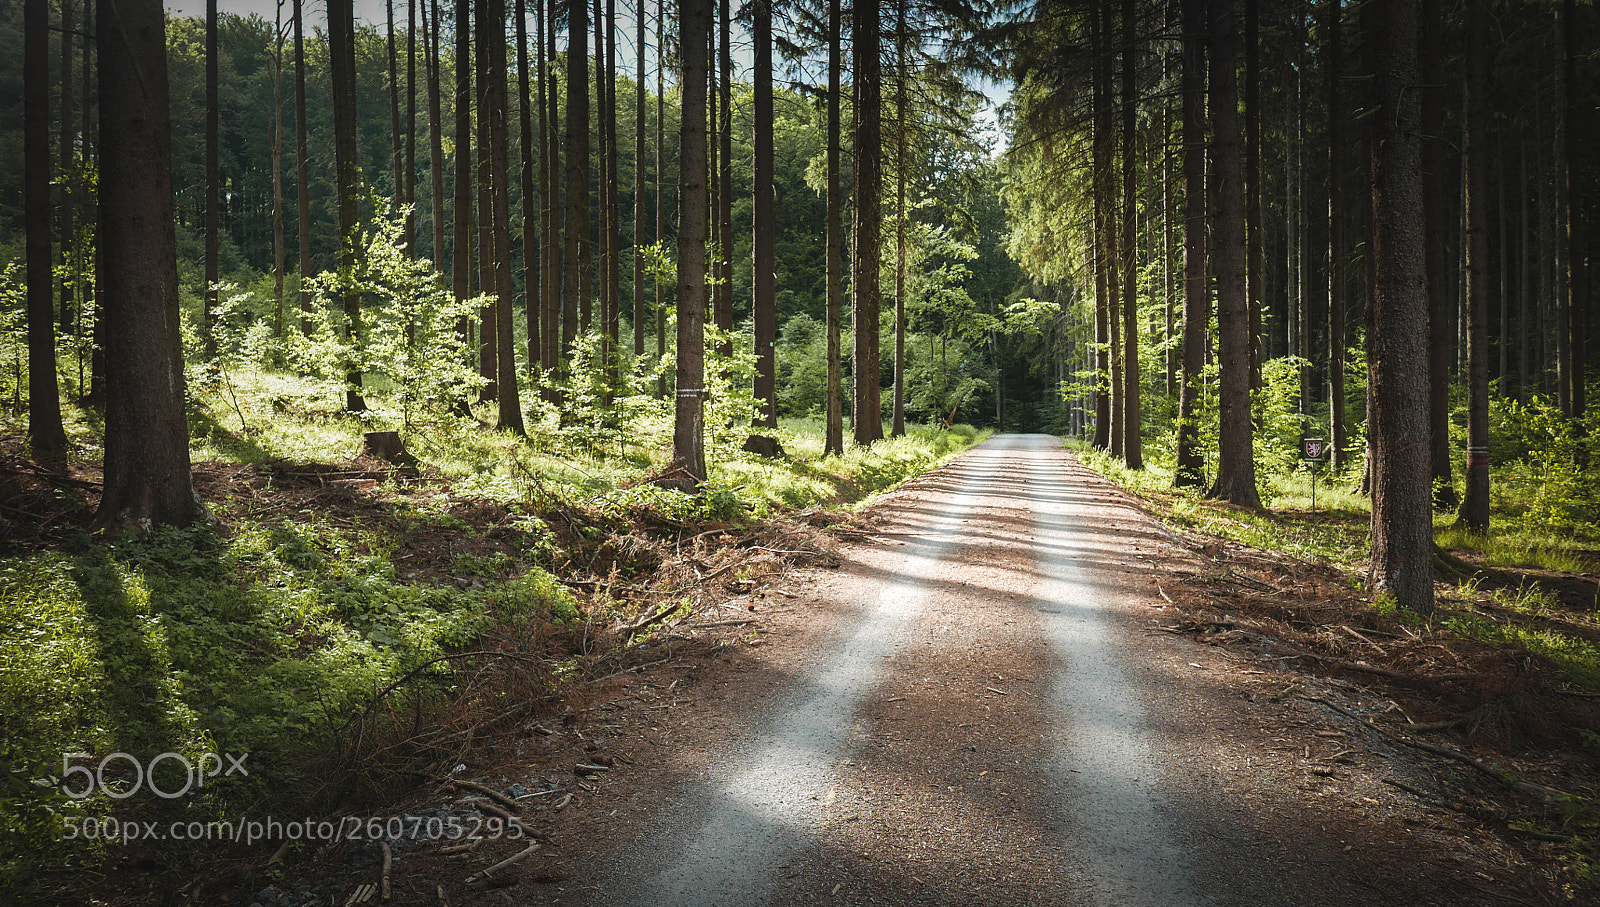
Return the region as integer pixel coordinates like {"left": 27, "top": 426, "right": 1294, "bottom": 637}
{"left": 1069, "top": 441, "right": 1372, "bottom": 566}
{"left": 1069, "top": 436, "right": 1600, "bottom": 695}
{"left": 1, "top": 365, "right": 983, "bottom": 903}
{"left": 0, "top": 518, "right": 579, "bottom": 899}
{"left": 1434, "top": 525, "right": 1596, "bottom": 574}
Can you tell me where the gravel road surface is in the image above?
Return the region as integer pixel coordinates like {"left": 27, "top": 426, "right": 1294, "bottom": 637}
{"left": 547, "top": 435, "right": 1529, "bottom": 907}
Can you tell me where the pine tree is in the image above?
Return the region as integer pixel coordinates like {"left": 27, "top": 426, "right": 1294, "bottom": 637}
{"left": 95, "top": 0, "right": 197, "bottom": 528}
{"left": 673, "top": 0, "right": 712, "bottom": 484}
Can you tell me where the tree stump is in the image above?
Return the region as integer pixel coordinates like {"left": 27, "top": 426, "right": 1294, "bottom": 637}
{"left": 361, "top": 431, "right": 419, "bottom": 467}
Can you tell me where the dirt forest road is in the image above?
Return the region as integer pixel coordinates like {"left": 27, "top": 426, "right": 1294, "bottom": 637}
{"left": 531, "top": 435, "right": 1534, "bottom": 907}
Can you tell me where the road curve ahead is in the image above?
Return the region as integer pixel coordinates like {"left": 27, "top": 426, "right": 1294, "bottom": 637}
{"left": 578, "top": 435, "right": 1495, "bottom": 907}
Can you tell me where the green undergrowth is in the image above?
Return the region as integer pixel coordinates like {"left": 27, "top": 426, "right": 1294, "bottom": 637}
{"left": 1070, "top": 442, "right": 1373, "bottom": 566}
{"left": 1, "top": 366, "right": 980, "bottom": 902}
{"left": 1069, "top": 435, "right": 1600, "bottom": 696}
{"left": 184, "top": 368, "right": 983, "bottom": 513}
{"left": 0, "top": 519, "right": 580, "bottom": 899}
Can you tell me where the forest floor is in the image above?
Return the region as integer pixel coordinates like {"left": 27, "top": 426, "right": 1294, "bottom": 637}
{"left": 218, "top": 435, "right": 1599, "bottom": 906}
{"left": 8, "top": 434, "right": 1599, "bottom": 905}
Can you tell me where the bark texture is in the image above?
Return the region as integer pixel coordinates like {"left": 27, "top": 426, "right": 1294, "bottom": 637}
{"left": 1207, "top": 0, "right": 1260, "bottom": 507}
{"left": 1367, "top": 0, "right": 1434, "bottom": 614}
{"left": 673, "top": 0, "right": 711, "bottom": 484}
{"left": 96, "top": 0, "right": 197, "bottom": 529}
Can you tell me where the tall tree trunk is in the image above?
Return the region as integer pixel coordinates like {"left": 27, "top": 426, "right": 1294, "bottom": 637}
{"left": 852, "top": 0, "right": 884, "bottom": 444}
{"left": 407, "top": 0, "right": 417, "bottom": 250}
{"left": 1095, "top": 3, "right": 1121, "bottom": 458}
{"left": 95, "top": 0, "right": 196, "bottom": 528}
{"left": 487, "top": 0, "right": 524, "bottom": 432}
{"left": 1163, "top": 65, "right": 1176, "bottom": 399}
{"left": 24, "top": 0, "right": 66, "bottom": 457}
{"left": 566, "top": 0, "right": 592, "bottom": 338}
{"left": 1122, "top": 0, "right": 1143, "bottom": 468}
{"left": 554, "top": 0, "right": 573, "bottom": 370}
{"left": 1326, "top": 0, "right": 1347, "bottom": 468}
{"left": 1244, "top": 0, "right": 1263, "bottom": 392}
{"left": 425, "top": 0, "right": 446, "bottom": 268}
{"left": 454, "top": 0, "right": 476, "bottom": 376}
{"left": 474, "top": 0, "right": 497, "bottom": 400}
{"left": 824, "top": 0, "right": 844, "bottom": 455}
{"left": 673, "top": 0, "right": 711, "bottom": 483}
{"left": 718, "top": 0, "right": 734, "bottom": 345}
{"left": 605, "top": 0, "right": 622, "bottom": 367}
{"left": 58, "top": 0, "right": 75, "bottom": 337}
{"left": 1563, "top": 0, "right": 1585, "bottom": 422}
{"left": 656, "top": 0, "right": 667, "bottom": 388}
{"left": 707, "top": 27, "right": 721, "bottom": 347}
{"left": 541, "top": 0, "right": 561, "bottom": 383}
{"left": 1286, "top": 5, "right": 1302, "bottom": 414}
{"left": 295, "top": 0, "right": 313, "bottom": 336}
{"left": 81, "top": 0, "right": 102, "bottom": 405}
{"left": 1207, "top": 0, "right": 1260, "bottom": 507}
{"left": 1420, "top": 0, "right": 1454, "bottom": 505}
{"left": 517, "top": 0, "right": 540, "bottom": 374}
{"left": 273, "top": 4, "right": 286, "bottom": 338}
{"left": 204, "top": 0, "right": 219, "bottom": 360}
{"left": 329, "top": 0, "right": 367, "bottom": 412}
{"left": 1093, "top": 197, "right": 1111, "bottom": 451}
{"left": 1176, "top": 0, "right": 1208, "bottom": 488}
{"left": 1519, "top": 141, "right": 1529, "bottom": 399}
{"left": 1458, "top": 0, "right": 1489, "bottom": 528}
{"left": 595, "top": 0, "right": 613, "bottom": 365}
{"left": 634, "top": 0, "right": 647, "bottom": 358}
{"left": 892, "top": 0, "right": 907, "bottom": 438}
{"left": 389, "top": 0, "right": 404, "bottom": 213}
{"left": 1367, "top": 0, "right": 1434, "bottom": 614}
{"left": 752, "top": 0, "right": 778, "bottom": 433}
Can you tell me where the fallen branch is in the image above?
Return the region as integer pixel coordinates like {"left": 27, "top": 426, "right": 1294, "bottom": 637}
{"left": 464, "top": 841, "right": 539, "bottom": 890}
{"left": 621, "top": 601, "right": 687, "bottom": 640}
{"left": 380, "top": 842, "right": 392, "bottom": 901}
{"left": 1381, "top": 779, "right": 1572, "bottom": 842}
{"left": 1303, "top": 696, "right": 1568, "bottom": 803}
{"left": 1340, "top": 626, "right": 1388, "bottom": 655}
{"left": 586, "top": 656, "right": 674, "bottom": 685}
{"left": 454, "top": 779, "right": 521, "bottom": 813}
{"left": 344, "top": 651, "right": 552, "bottom": 730}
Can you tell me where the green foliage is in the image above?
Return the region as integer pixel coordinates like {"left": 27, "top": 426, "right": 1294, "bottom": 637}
{"left": 1489, "top": 394, "right": 1599, "bottom": 536}
{"left": 1444, "top": 610, "right": 1600, "bottom": 691}
{"left": 0, "top": 262, "right": 20, "bottom": 411}
{"left": 1253, "top": 356, "right": 1314, "bottom": 474}
{"left": 773, "top": 314, "right": 830, "bottom": 418}
{"left": 288, "top": 207, "right": 488, "bottom": 427}
{"left": 0, "top": 518, "right": 579, "bottom": 892}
